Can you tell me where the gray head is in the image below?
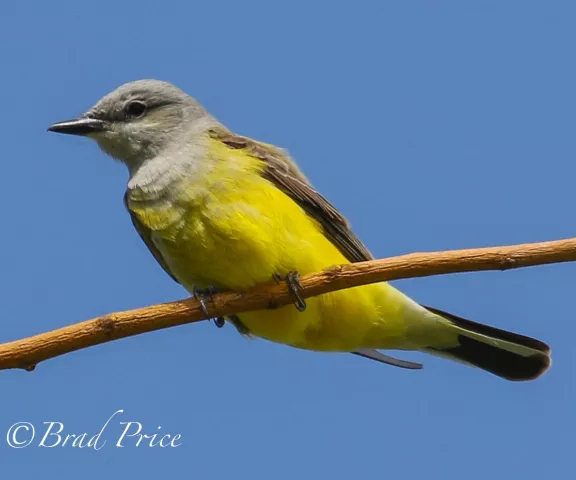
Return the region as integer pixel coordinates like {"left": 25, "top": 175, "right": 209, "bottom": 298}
{"left": 49, "top": 80, "right": 216, "bottom": 165}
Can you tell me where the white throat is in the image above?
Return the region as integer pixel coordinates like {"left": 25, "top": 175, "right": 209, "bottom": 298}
{"left": 125, "top": 117, "right": 221, "bottom": 196}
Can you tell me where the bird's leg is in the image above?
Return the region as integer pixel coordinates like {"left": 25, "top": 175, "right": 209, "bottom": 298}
{"left": 192, "top": 286, "right": 251, "bottom": 332}
{"left": 192, "top": 285, "right": 226, "bottom": 328}
{"left": 273, "top": 271, "right": 307, "bottom": 312}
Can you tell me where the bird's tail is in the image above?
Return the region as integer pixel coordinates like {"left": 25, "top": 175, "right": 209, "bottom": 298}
{"left": 421, "top": 305, "right": 551, "bottom": 381}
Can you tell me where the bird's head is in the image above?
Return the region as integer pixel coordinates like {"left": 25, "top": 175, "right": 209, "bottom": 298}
{"left": 49, "top": 79, "right": 214, "bottom": 166}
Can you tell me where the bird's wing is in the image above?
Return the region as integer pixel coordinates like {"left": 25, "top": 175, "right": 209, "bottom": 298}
{"left": 210, "top": 128, "right": 373, "bottom": 263}
{"left": 123, "top": 192, "right": 180, "bottom": 283}
{"left": 124, "top": 137, "right": 418, "bottom": 370}
{"left": 352, "top": 349, "right": 423, "bottom": 370}
{"left": 210, "top": 129, "right": 423, "bottom": 370}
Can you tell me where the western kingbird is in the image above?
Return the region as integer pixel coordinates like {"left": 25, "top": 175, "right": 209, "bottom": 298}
{"left": 49, "top": 80, "right": 550, "bottom": 380}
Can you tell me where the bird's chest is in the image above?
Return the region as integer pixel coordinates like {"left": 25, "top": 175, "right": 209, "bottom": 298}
{"left": 152, "top": 210, "right": 265, "bottom": 290}
{"left": 128, "top": 178, "right": 297, "bottom": 291}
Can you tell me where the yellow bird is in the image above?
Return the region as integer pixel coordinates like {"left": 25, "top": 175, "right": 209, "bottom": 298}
{"left": 49, "top": 80, "right": 550, "bottom": 380}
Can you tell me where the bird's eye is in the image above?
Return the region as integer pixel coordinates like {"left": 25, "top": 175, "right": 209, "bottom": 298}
{"left": 124, "top": 101, "right": 147, "bottom": 118}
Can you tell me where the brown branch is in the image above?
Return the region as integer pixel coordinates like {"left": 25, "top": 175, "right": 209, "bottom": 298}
{"left": 2, "top": 237, "right": 576, "bottom": 372}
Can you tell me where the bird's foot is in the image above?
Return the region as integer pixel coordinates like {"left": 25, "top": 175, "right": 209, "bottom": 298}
{"left": 273, "top": 271, "right": 306, "bottom": 312}
{"left": 192, "top": 285, "right": 226, "bottom": 328}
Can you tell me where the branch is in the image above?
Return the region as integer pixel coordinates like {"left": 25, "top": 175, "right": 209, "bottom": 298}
{"left": 3, "top": 237, "right": 576, "bottom": 371}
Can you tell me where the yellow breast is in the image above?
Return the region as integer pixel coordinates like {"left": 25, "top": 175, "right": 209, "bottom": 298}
{"left": 126, "top": 138, "right": 411, "bottom": 351}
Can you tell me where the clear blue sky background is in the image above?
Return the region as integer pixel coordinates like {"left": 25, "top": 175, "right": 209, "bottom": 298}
{"left": 0, "top": 1, "right": 574, "bottom": 477}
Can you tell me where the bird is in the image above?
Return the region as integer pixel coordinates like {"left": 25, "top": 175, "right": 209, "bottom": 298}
{"left": 48, "top": 79, "right": 551, "bottom": 381}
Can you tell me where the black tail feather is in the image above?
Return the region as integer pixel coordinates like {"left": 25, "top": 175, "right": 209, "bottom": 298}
{"left": 423, "top": 305, "right": 551, "bottom": 381}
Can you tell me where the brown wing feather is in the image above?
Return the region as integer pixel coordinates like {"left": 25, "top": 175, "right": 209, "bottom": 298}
{"left": 210, "top": 128, "right": 373, "bottom": 263}
{"left": 123, "top": 192, "right": 180, "bottom": 283}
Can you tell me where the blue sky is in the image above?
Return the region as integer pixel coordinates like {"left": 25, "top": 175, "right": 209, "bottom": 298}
{"left": 0, "top": 0, "right": 574, "bottom": 477}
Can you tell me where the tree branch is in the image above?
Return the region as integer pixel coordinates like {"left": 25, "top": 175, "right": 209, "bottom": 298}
{"left": 3, "top": 237, "right": 575, "bottom": 372}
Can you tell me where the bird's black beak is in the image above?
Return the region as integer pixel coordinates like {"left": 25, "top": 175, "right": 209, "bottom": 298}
{"left": 48, "top": 117, "right": 106, "bottom": 136}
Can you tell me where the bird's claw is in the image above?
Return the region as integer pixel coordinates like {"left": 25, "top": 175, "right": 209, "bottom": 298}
{"left": 192, "top": 284, "right": 215, "bottom": 317}
{"left": 192, "top": 285, "right": 223, "bottom": 328}
{"left": 273, "top": 271, "right": 306, "bottom": 312}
